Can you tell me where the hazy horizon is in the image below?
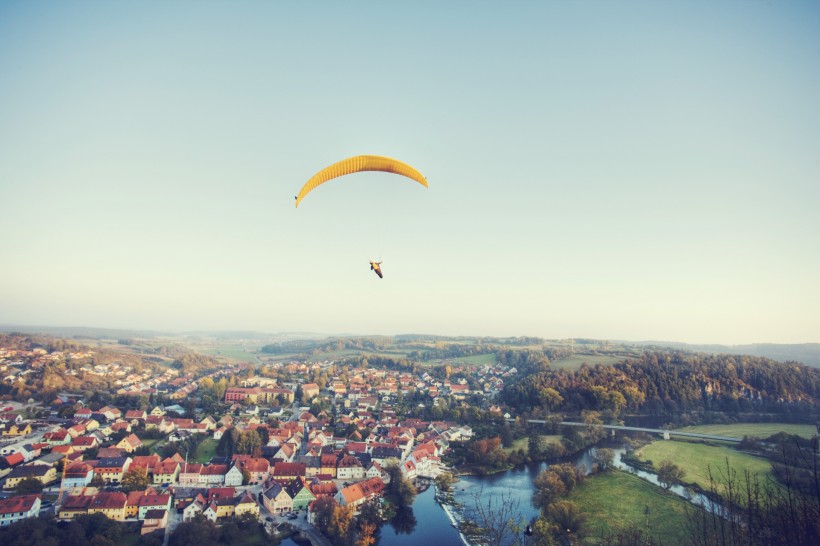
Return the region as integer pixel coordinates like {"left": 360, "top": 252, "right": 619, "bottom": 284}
{"left": 2, "top": 2, "right": 819, "bottom": 345}
{"left": 1, "top": 321, "right": 818, "bottom": 349}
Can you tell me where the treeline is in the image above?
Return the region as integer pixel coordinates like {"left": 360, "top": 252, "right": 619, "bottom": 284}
{"left": 260, "top": 336, "right": 400, "bottom": 355}
{"left": 408, "top": 343, "right": 500, "bottom": 361}
{"left": 168, "top": 352, "right": 221, "bottom": 373}
{"left": 0, "top": 512, "right": 162, "bottom": 546}
{"left": 168, "top": 514, "right": 266, "bottom": 546}
{"left": 347, "top": 355, "right": 416, "bottom": 373}
{"left": 502, "top": 351, "right": 820, "bottom": 418}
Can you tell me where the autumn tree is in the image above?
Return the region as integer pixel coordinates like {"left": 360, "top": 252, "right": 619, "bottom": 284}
{"left": 532, "top": 470, "right": 566, "bottom": 512}
{"left": 329, "top": 503, "right": 355, "bottom": 545}
{"left": 312, "top": 497, "right": 336, "bottom": 535}
{"left": 356, "top": 522, "right": 377, "bottom": 546}
{"left": 121, "top": 467, "right": 149, "bottom": 492}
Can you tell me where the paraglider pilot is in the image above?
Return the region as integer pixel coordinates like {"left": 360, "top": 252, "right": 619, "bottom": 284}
{"left": 370, "top": 261, "right": 383, "bottom": 279}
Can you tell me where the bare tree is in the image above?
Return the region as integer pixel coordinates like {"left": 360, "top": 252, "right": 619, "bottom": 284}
{"left": 466, "top": 486, "right": 524, "bottom": 546}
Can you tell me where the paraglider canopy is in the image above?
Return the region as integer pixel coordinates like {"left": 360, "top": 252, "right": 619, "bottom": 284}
{"left": 295, "top": 155, "right": 427, "bottom": 207}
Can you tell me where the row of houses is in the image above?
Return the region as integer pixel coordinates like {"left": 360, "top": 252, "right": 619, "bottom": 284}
{"left": 178, "top": 488, "right": 258, "bottom": 523}
{"left": 59, "top": 486, "right": 172, "bottom": 521}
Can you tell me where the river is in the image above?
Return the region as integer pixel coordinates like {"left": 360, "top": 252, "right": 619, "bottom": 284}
{"left": 282, "top": 444, "right": 705, "bottom": 546}
{"left": 277, "top": 485, "right": 465, "bottom": 546}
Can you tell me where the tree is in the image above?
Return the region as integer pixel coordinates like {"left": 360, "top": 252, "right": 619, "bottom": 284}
{"left": 329, "top": 503, "right": 355, "bottom": 544}
{"left": 592, "top": 448, "right": 614, "bottom": 472}
{"left": 540, "top": 387, "right": 563, "bottom": 411}
{"left": 547, "top": 500, "right": 586, "bottom": 539}
{"left": 121, "top": 467, "right": 149, "bottom": 492}
{"left": 434, "top": 471, "right": 457, "bottom": 493}
{"left": 656, "top": 460, "right": 685, "bottom": 490}
{"left": 356, "top": 522, "right": 377, "bottom": 546}
{"left": 657, "top": 460, "right": 686, "bottom": 489}
{"left": 169, "top": 519, "right": 220, "bottom": 546}
{"left": 384, "top": 462, "right": 417, "bottom": 509}
{"left": 528, "top": 517, "right": 559, "bottom": 546}
{"left": 312, "top": 497, "right": 336, "bottom": 535}
{"left": 533, "top": 470, "right": 566, "bottom": 512}
{"left": 529, "top": 434, "right": 548, "bottom": 460}
{"left": 235, "top": 430, "right": 262, "bottom": 455}
{"left": 500, "top": 421, "right": 513, "bottom": 447}
{"left": 14, "top": 476, "right": 44, "bottom": 494}
{"left": 466, "top": 487, "right": 523, "bottom": 546}
{"left": 357, "top": 498, "right": 383, "bottom": 528}
{"left": 684, "top": 455, "right": 820, "bottom": 546}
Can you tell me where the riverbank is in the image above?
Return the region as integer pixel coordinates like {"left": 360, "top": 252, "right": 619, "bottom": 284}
{"left": 634, "top": 439, "right": 775, "bottom": 492}
{"left": 568, "top": 469, "right": 691, "bottom": 544}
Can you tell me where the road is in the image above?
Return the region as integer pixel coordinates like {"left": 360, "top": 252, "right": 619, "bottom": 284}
{"left": 286, "top": 516, "right": 333, "bottom": 546}
{"left": 163, "top": 502, "right": 182, "bottom": 546}
{"left": 258, "top": 499, "right": 332, "bottom": 546}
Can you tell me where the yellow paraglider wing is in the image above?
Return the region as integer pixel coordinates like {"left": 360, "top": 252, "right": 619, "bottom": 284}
{"left": 295, "top": 155, "right": 428, "bottom": 207}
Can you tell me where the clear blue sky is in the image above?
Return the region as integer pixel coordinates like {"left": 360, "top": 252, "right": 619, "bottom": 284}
{"left": 1, "top": 1, "right": 818, "bottom": 344}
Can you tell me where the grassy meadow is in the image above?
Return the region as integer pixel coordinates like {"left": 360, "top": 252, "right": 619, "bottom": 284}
{"left": 550, "top": 353, "right": 624, "bottom": 370}
{"left": 635, "top": 440, "right": 774, "bottom": 491}
{"left": 198, "top": 345, "right": 261, "bottom": 363}
{"left": 192, "top": 438, "right": 219, "bottom": 463}
{"left": 502, "top": 435, "right": 562, "bottom": 455}
{"left": 140, "top": 438, "right": 161, "bottom": 453}
{"left": 453, "top": 353, "right": 497, "bottom": 366}
{"left": 677, "top": 423, "right": 817, "bottom": 439}
{"left": 569, "top": 470, "right": 692, "bottom": 545}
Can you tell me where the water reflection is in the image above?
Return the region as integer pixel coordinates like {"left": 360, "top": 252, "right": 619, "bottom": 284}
{"left": 377, "top": 485, "right": 466, "bottom": 546}
{"left": 389, "top": 505, "right": 417, "bottom": 535}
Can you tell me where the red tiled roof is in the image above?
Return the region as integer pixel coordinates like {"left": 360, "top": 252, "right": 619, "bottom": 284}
{"left": 4, "top": 452, "right": 24, "bottom": 467}
{"left": 207, "top": 487, "right": 236, "bottom": 501}
{"left": 89, "top": 491, "right": 127, "bottom": 510}
{"left": 0, "top": 494, "right": 40, "bottom": 515}
{"left": 201, "top": 464, "right": 227, "bottom": 476}
{"left": 139, "top": 494, "right": 171, "bottom": 507}
{"left": 272, "top": 462, "right": 306, "bottom": 477}
{"left": 61, "top": 495, "right": 94, "bottom": 511}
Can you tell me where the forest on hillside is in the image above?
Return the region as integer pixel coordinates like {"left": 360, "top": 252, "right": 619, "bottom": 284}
{"left": 501, "top": 350, "right": 820, "bottom": 422}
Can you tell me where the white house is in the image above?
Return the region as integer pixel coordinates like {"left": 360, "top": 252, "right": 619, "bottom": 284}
{"left": 224, "top": 465, "right": 244, "bottom": 487}
{"left": 0, "top": 495, "right": 41, "bottom": 527}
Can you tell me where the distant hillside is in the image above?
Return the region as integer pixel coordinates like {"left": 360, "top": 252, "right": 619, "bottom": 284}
{"left": 0, "top": 324, "right": 168, "bottom": 339}
{"left": 0, "top": 325, "right": 329, "bottom": 343}
{"left": 635, "top": 341, "right": 820, "bottom": 367}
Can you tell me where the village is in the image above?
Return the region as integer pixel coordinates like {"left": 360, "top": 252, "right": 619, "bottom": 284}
{"left": 0, "top": 342, "right": 512, "bottom": 543}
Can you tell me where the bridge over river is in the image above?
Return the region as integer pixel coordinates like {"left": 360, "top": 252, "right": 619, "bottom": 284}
{"left": 507, "top": 419, "right": 742, "bottom": 443}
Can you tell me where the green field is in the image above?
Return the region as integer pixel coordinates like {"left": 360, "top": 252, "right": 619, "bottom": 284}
{"left": 503, "top": 435, "right": 561, "bottom": 455}
{"left": 569, "top": 470, "right": 692, "bottom": 544}
{"left": 635, "top": 440, "right": 774, "bottom": 491}
{"left": 454, "top": 353, "right": 497, "bottom": 366}
{"left": 141, "top": 438, "right": 161, "bottom": 452}
{"left": 551, "top": 354, "right": 624, "bottom": 370}
{"left": 677, "top": 423, "right": 817, "bottom": 439}
{"left": 192, "top": 438, "right": 219, "bottom": 463}
{"left": 199, "top": 346, "right": 260, "bottom": 363}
